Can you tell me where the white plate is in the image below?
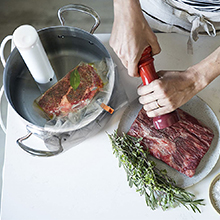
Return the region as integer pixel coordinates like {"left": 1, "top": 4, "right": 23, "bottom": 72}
{"left": 118, "top": 96, "right": 220, "bottom": 188}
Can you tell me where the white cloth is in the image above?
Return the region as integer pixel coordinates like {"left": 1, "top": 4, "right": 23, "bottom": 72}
{"left": 140, "top": 0, "right": 220, "bottom": 53}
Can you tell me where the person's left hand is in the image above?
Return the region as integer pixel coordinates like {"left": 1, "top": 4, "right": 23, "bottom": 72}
{"left": 137, "top": 69, "right": 200, "bottom": 117}
{"left": 110, "top": 0, "right": 160, "bottom": 77}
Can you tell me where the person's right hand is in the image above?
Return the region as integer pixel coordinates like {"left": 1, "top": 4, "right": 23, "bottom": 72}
{"left": 110, "top": 0, "right": 161, "bottom": 77}
{"left": 137, "top": 69, "right": 199, "bottom": 117}
{"left": 137, "top": 44, "right": 220, "bottom": 117}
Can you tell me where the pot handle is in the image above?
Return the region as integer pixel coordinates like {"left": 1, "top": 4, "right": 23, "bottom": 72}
{"left": 58, "top": 4, "right": 100, "bottom": 34}
{"left": 0, "top": 86, "right": 6, "bottom": 133}
{"left": 0, "top": 35, "right": 14, "bottom": 68}
{"left": 17, "top": 132, "right": 64, "bottom": 157}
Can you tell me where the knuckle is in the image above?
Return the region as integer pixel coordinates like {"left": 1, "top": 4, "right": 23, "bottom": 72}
{"left": 138, "top": 96, "right": 143, "bottom": 104}
{"left": 147, "top": 110, "right": 154, "bottom": 118}
{"left": 137, "top": 87, "right": 143, "bottom": 95}
{"left": 167, "top": 99, "right": 177, "bottom": 111}
{"left": 161, "top": 90, "right": 167, "bottom": 97}
{"left": 139, "top": 96, "right": 147, "bottom": 105}
{"left": 156, "top": 80, "right": 163, "bottom": 88}
{"left": 143, "top": 104, "right": 150, "bottom": 112}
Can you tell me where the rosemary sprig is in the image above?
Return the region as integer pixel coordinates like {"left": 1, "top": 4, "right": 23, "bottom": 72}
{"left": 108, "top": 130, "right": 204, "bottom": 212}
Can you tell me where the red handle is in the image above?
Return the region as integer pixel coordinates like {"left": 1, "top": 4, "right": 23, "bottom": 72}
{"left": 138, "top": 46, "right": 180, "bottom": 129}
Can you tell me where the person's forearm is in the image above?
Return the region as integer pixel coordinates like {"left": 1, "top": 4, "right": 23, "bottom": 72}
{"left": 110, "top": 0, "right": 160, "bottom": 76}
{"left": 187, "top": 46, "right": 220, "bottom": 93}
{"left": 113, "top": 0, "right": 140, "bottom": 9}
{"left": 112, "top": 0, "right": 159, "bottom": 54}
{"left": 113, "top": 0, "right": 143, "bottom": 23}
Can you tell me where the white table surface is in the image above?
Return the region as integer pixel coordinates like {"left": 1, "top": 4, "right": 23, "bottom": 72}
{"left": 1, "top": 33, "right": 220, "bottom": 220}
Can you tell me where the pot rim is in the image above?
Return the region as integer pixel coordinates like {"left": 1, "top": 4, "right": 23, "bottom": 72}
{"left": 3, "top": 25, "right": 115, "bottom": 133}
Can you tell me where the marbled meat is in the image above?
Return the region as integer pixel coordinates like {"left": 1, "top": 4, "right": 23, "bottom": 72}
{"left": 127, "top": 108, "right": 214, "bottom": 177}
{"left": 36, "top": 64, "right": 103, "bottom": 118}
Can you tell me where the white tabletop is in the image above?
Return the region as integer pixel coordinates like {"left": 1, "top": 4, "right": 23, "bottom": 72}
{"left": 1, "top": 33, "right": 220, "bottom": 220}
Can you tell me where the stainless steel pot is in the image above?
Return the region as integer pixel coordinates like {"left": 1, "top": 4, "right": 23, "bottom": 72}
{"left": 0, "top": 4, "right": 115, "bottom": 157}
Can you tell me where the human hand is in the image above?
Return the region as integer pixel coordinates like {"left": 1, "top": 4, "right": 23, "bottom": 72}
{"left": 137, "top": 44, "right": 220, "bottom": 117}
{"left": 110, "top": 0, "right": 160, "bottom": 77}
{"left": 134, "top": 27, "right": 220, "bottom": 117}
{"left": 137, "top": 69, "right": 201, "bottom": 117}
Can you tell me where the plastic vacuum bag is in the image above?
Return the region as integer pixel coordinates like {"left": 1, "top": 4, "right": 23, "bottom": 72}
{"left": 34, "top": 58, "right": 115, "bottom": 132}
{"left": 40, "top": 63, "right": 128, "bottom": 152}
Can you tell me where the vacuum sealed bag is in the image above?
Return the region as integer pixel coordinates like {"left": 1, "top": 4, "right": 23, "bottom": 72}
{"left": 34, "top": 59, "right": 115, "bottom": 131}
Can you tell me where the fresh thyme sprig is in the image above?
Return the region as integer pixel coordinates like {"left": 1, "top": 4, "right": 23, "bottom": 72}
{"left": 108, "top": 130, "right": 204, "bottom": 212}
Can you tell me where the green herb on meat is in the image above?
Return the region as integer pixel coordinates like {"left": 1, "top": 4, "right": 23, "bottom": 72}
{"left": 108, "top": 130, "right": 204, "bottom": 212}
{"left": 70, "top": 68, "right": 80, "bottom": 90}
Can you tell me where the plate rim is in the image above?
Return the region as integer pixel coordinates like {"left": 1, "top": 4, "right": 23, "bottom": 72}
{"left": 117, "top": 95, "right": 220, "bottom": 188}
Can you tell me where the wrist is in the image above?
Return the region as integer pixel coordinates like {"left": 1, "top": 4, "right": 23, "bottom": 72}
{"left": 188, "top": 46, "right": 220, "bottom": 92}
{"left": 185, "top": 66, "right": 207, "bottom": 94}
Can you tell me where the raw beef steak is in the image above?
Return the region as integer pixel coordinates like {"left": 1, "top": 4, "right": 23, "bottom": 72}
{"left": 127, "top": 108, "right": 214, "bottom": 177}
{"left": 35, "top": 63, "right": 104, "bottom": 118}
